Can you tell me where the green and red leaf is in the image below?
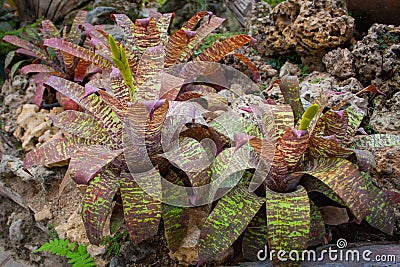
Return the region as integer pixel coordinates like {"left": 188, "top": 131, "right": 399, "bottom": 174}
{"left": 181, "top": 11, "right": 211, "bottom": 31}
{"left": 24, "top": 137, "right": 95, "bottom": 168}
{"left": 265, "top": 186, "right": 310, "bottom": 264}
{"left": 51, "top": 110, "right": 113, "bottom": 144}
{"left": 199, "top": 184, "right": 264, "bottom": 261}
{"left": 162, "top": 203, "right": 189, "bottom": 252}
{"left": 242, "top": 212, "right": 268, "bottom": 261}
{"left": 68, "top": 146, "right": 123, "bottom": 184}
{"left": 135, "top": 46, "right": 164, "bottom": 101}
{"left": 178, "top": 15, "right": 225, "bottom": 62}
{"left": 2, "top": 35, "right": 47, "bottom": 60}
{"left": 134, "top": 17, "right": 161, "bottom": 53}
{"left": 82, "top": 167, "right": 120, "bottom": 245}
{"left": 195, "top": 34, "right": 252, "bottom": 62}
{"left": 363, "top": 172, "right": 395, "bottom": 235}
{"left": 119, "top": 172, "right": 162, "bottom": 245}
{"left": 44, "top": 38, "right": 112, "bottom": 69}
{"left": 350, "top": 134, "right": 400, "bottom": 149}
{"left": 299, "top": 158, "right": 370, "bottom": 221}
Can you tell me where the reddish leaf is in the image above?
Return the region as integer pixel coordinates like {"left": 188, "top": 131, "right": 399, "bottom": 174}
{"left": 44, "top": 38, "right": 112, "bottom": 69}
{"left": 68, "top": 146, "right": 123, "bottom": 184}
{"left": 82, "top": 167, "right": 120, "bottom": 245}
{"left": 119, "top": 172, "right": 162, "bottom": 245}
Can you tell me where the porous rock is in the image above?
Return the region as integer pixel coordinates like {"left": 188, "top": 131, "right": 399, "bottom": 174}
{"left": 248, "top": 0, "right": 354, "bottom": 70}
{"left": 323, "top": 48, "right": 355, "bottom": 79}
{"left": 352, "top": 24, "right": 400, "bottom": 95}
{"left": 13, "top": 104, "right": 63, "bottom": 151}
{"left": 300, "top": 72, "right": 367, "bottom": 113}
{"left": 369, "top": 92, "right": 400, "bottom": 134}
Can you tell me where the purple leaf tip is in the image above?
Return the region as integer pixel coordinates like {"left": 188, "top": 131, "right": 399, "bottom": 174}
{"left": 81, "top": 84, "right": 100, "bottom": 100}
{"left": 137, "top": 18, "right": 150, "bottom": 28}
{"left": 234, "top": 133, "right": 253, "bottom": 150}
{"left": 110, "top": 67, "right": 122, "bottom": 79}
{"left": 322, "top": 134, "right": 338, "bottom": 142}
{"left": 333, "top": 110, "right": 345, "bottom": 118}
{"left": 292, "top": 129, "right": 307, "bottom": 138}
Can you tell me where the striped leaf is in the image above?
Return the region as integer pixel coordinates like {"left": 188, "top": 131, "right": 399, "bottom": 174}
{"left": 195, "top": 34, "right": 252, "bottom": 62}
{"left": 68, "top": 146, "right": 123, "bottom": 184}
{"left": 261, "top": 104, "right": 294, "bottom": 141}
{"left": 74, "top": 59, "right": 90, "bottom": 82}
{"left": 321, "top": 110, "right": 348, "bottom": 141}
{"left": 41, "top": 20, "right": 60, "bottom": 38}
{"left": 298, "top": 157, "right": 370, "bottom": 221}
{"left": 309, "top": 136, "right": 353, "bottom": 158}
{"left": 308, "top": 200, "right": 326, "bottom": 247}
{"left": 2, "top": 35, "right": 47, "bottom": 60}
{"left": 181, "top": 11, "right": 211, "bottom": 31}
{"left": 134, "top": 18, "right": 161, "bottom": 53}
{"left": 111, "top": 14, "right": 136, "bottom": 49}
{"left": 44, "top": 38, "right": 112, "bottom": 69}
{"left": 97, "top": 90, "right": 127, "bottom": 119}
{"left": 45, "top": 77, "right": 123, "bottom": 142}
{"left": 110, "top": 68, "right": 131, "bottom": 104}
{"left": 24, "top": 137, "right": 95, "bottom": 168}
{"left": 21, "top": 64, "right": 57, "bottom": 75}
{"left": 345, "top": 105, "right": 364, "bottom": 140}
{"left": 156, "top": 13, "right": 174, "bottom": 45}
{"left": 265, "top": 186, "right": 310, "bottom": 264}
{"left": 178, "top": 15, "right": 225, "bottom": 62}
{"left": 67, "top": 10, "right": 87, "bottom": 44}
{"left": 119, "top": 172, "right": 162, "bottom": 245}
{"left": 363, "top": 172, "right": 395, "bottom": 235}
{"left": 280, "top": 76, "right": 304, "bottom": 124}
{"left": 302, "top": 176, "right": 347, "bottom": 206}
{"left": 199, "top": 184, "right": 265, "bottom": 261}
{"left": 80, "top": 93, "right": 123, "bottom": 143}
{"left": 82, "top": 167, "right": 120, "bottom": 245}
{"left": 162, "top": 203, "right": 189, "bottom": 252}
{"left": 135, "top": 46, "right": 164, "bottom": 101}
{"left": 165, "top": 29, "right": 195, "bottom": 67}
{"left": 242, "top": 212, "right": 268, "bottom": 261}
{"left": 50, "top": 111, "right": 113, "bottom": 144}
{"left": 276, "top": 128, "right": 309, "bottom": 172}
{"left": 350, "top": 134, "right": 400, "bottom": 149}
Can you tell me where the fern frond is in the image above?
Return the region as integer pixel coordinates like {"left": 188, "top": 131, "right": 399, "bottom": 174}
{"left": 34, "top": 239, "right": 96, "bottom": 267}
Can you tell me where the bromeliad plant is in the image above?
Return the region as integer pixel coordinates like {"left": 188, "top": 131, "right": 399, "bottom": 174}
{"left": 22, "top": 9, "right": 400, "bottom": 266}
{"left": 23, "top": 9, "right": 263, "bottom": 263}
{"left": 226, "top": 76, "right": 400, "bottom": 265}
{"left": 2, "top": 11, "right": 94, "bottom": 109}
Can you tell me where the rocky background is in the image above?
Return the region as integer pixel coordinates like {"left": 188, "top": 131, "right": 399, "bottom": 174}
{"left": 0, "top": 0, "right": 399, "bottom": 266}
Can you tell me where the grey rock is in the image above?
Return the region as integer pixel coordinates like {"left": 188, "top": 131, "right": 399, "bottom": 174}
{"left": 11, "top": 75, "right": 28, "bottom": 91}
{"left": 9, "top": 219, "right": 24, "bottom": 246}
{"left": 370, "top": 92, "right": 400, "bottom": 134}
{"left": 132, "top": 241, "right": 156, "bottom": 263}
{"left": 86, "top": 6, "right": 115, "bottom": 25}
{"left": 0, "top": 155, "right": 54, "bottom": 183}
{"left": 279, "top": 62, "right": 301, "bottom": 78}
{"left": 109, "top": 256, "right": 126, "bottom": 267}
{"left": 352, "top": 24, "right": 400, "bottom": 94}
{"left": 300, "top": 72, "right": 367, "bottom": 113}
{"left": 323, "top": 48, "right": 355, "bottom": 79}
